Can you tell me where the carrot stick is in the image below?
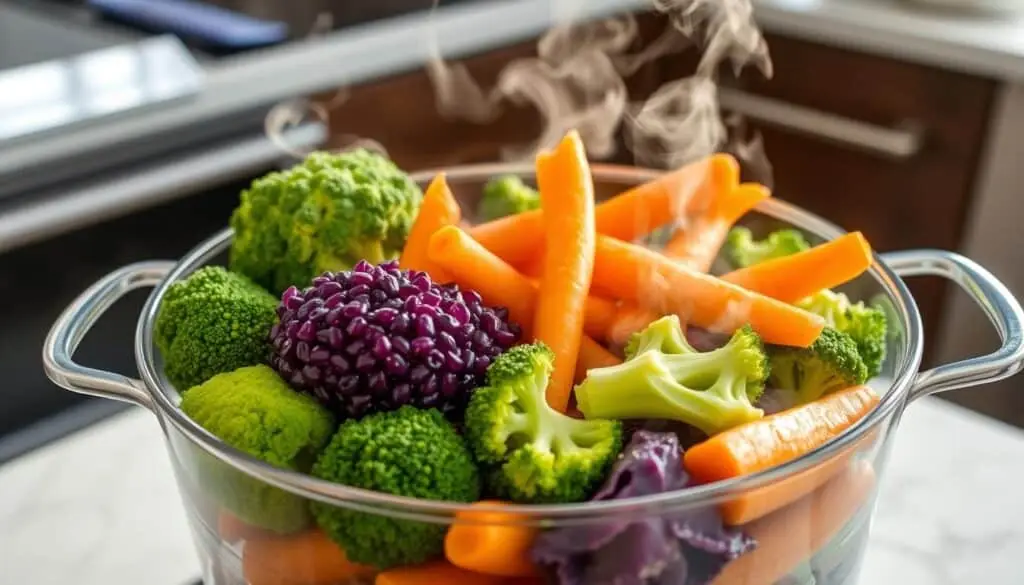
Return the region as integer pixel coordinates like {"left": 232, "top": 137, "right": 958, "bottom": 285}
{"left": 575, "top": 336, "right": 623, "bottom": 383}
{"left": 533, "top": 131, "right": 597, "bottom": 412}
{"left": 427, "top": 225, "right": 613, "bottom": 341}
{"left": 592, "top": 235, "right": 826, "bottom": 347}
{"left": 710, "top": 461, "right": 877, "bottom": 585}
{"left": 721, "top": 232, "right": 873, "bottom": 304}
{"left": 218, "top": 510, "right": 273, "bottom": 542}
{"left": 445, "top": 501, "right": 540, "bottom": 578}
{"left": 663, "top": 183, "right": 771, "bottom": 272}
{"left": 242, "top": 530, "right": 373, "bottom": 585}
{"left": 469, "top": 154, "right": 739, "bottom": 267}
{"left": 684, "top": 385, "right": 880, "bottom": 524}
{"left": 375, "top": 561, "right": 515, "bottom": 585}
{"left": 399, "top": 173, "right": 462, "bottom": 283}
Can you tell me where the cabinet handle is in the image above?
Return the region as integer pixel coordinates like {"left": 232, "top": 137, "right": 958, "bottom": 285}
{"left": 717, "top": 87, "right": 923, "bottom": 160}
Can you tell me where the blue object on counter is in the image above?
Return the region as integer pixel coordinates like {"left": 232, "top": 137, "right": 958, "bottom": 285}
{"left": 86, "top": 0, "right": 289, "bottom": 49}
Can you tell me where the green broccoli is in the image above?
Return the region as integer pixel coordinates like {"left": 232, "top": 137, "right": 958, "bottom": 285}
{"left": 478, "top": 175, "right": 540, "bottom": 222}
{"left": 725, "top": 226, "right": 811, "bottom": 268}
{"left": 180, "top": 365, "right": 336, "bottom": 533}
{"left": 767, "top": 328, "right": 869, "bottom": 407}
{"left": 464, "top": 343, "right": 622, "bottom": 504}
{"left": 229, "top": 149, "right": 422, "bottom": 293}
{"left": 155, "top": 266, "right": 278, "bottom": 391}
{"left": 796, "top": 290, "right": 888, "bottom": 377}
{"left": 575, "top": 316, "right": 768, "bottom": 437}
{"left": 310, "top": 406, "right": 479, "bottom": 569}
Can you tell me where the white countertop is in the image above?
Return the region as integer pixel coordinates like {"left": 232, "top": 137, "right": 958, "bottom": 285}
{"left": 1, "top": 396, "right": 1023, "bottom": 585}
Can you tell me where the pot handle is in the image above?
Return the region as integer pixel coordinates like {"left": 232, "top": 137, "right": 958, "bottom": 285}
{"left": 42, "top": 261, "right": 176, "bottom": 412}
{"left": 882, "top": 250, "right": 1024, "bottom": 401}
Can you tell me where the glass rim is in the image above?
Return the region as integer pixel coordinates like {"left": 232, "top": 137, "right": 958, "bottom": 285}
{"left": 134, "top": 162, "right": 923, "bottom": 525}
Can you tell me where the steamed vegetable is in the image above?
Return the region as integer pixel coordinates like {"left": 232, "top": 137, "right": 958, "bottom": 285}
{"left": 154, "top": 266, "right": 278, "bottom": 391}
{"left": 531, "top": 431, "right": 756, "bottom": 585}
{"left": 464, "top": 343, "right": 623, "bottom": 504}
{"left": 242, "top": 529, "right": 373, "bottom": 585}
{"left": 725, "top": 227, "right": 811, "bottom": 269}
{"left": 399, "top": 172, "right": 462, "bottom": 283}
{"left": 376, "top": 561, "right": 528, "bottom": 585}
{"left": 533, "top": 131, "right": 597, "bottom": 412}
{"left": 445, "top": 501, "right": 540, "bottom": 578}
{"left": 311, "top": 406, "right": 480, "bottom": 569}
{"left": 766, "top": 328, "right": 869, "bottom": 408}
{"left": 797, "top": 290, "right": 888, "bottom": 377}
{"left": 479, "top": 175, "right": 541, "bottom": 221}
{"left": 180, "top": 365, "right": 335, "bottom": 533}
{"left": 591, "top": 234, "right": 826, "bottom": 347}
{"left": 575, "top": 315, "right": 769, "bottom": 436}
{"left": 229, "top": 149, "right": 423, "bottom": 293}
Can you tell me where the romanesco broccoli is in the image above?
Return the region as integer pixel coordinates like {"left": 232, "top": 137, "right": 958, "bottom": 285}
{"left": 155, "top": 266, "right": 278, "bottom": 391}
{"left": 180, "top": 365, "right": 336, "bottom": 533}
{"left": 575, "top": 316, "right": 768, "bottom": 437}
{"left": 767, "top": 327, "right": 869, "bottom": 407}
{"left": 725, "top": 226, "right": 811, "bottom": 268}
{"left": 229, "top": 149, "right": 422, "bottom": 293}
{"left": 797, "top": 290, "right": 888, "bottom": 377}
{"left": 478, "top": 175, "right": 540, "bottom": 221}
{"left": 464, "top": 343, "right": 622, "bottom": 504}
{"left": 310, "top": 406, "right": 479, "bottom": 569}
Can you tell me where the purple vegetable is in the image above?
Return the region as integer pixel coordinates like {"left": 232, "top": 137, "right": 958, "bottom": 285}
{"left": 531, "top": 431, "right": 755, "bottom": 585}
{"left": 269, "top": 260, "right": 521, "bottom": 420}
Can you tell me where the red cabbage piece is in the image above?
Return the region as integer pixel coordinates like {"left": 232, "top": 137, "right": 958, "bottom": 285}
{"left": 531, "top": 431, "right": 756, "bottom": 585}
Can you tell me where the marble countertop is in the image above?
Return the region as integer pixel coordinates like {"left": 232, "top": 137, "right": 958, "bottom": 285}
{"left": 1, "top": 396, "right": 1023, "bottom": 585}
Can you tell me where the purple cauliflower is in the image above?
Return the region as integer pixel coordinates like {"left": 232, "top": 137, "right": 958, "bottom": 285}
{"left": 531, "top": 431, "right": 756, "bottom": 585}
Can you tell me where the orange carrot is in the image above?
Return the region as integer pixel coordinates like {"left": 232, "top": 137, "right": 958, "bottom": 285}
{"left": 721, "top": 231, "right": 873, "bottom": 304}
{"left": 575, "top": 336, "right": 623, "bottom": 383}
{"left": 684, "top": 385, "right": 880, "bottom": 524}
{"left": 469, "top": 154, "right": 740, "bottom": 267}
{"left": 399, "top": 173, "right": 462, "bottom": 282}
{"left": 376, "top": 561, "right": 515, "bottom": 585}
{"left": 711, "top": 461, "right": 877, "bottom": 585}
{"left": 427, "top": 225, "right": 614, "bottom": 341}
{"left": 217, "top": 510, "right": 273, "bottom": 542}
{"left": 242, "top": 530, "right": 373, "bottom": 585}
{"left": 592, "top": 235, "right": 826, "bottom": 347}
{"left": 533, "top": 131, "right": 597, "bottom": 412}
{"left": 663, "top": 183, "right": 771, "bottom": 272}
{"left": 445, "top": 501, "right": 540, "bottom": 578}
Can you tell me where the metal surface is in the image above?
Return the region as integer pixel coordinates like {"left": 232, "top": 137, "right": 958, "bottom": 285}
{"left": 717, "top": 87, "right": 924, "bottom": 160}
{"left": 883, "top": 250, "right": 1024, "bottom": 400}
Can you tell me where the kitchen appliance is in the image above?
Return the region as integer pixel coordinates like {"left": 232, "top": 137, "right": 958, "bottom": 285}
{"left": 42, "top": 164, "right": 1024, "bottom": 584}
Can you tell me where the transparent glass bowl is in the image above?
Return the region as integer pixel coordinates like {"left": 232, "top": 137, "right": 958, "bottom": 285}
{"left": 44, "top": 163, "right": 1024, "bottom": 585}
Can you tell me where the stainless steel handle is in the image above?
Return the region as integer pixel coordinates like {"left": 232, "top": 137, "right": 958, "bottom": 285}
{"left": 718, "top": 87, "right": 923, "bottom": 160}
{"left": 882, "top": 250, "right": 1024, "bottom": 401}
{"left": 42, "top": 261, "right": 176, "bottom": 412}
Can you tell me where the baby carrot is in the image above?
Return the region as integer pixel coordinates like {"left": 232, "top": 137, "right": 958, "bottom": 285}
{"left": 710, "top": 461, "right": 877, "bottom": 585}
{"left": 399, "top": 173, "right": 462, "bottom": 283}
{"left": 445, "top": 501, "right": 540, "bottom": 578}
{"left": 591, "top": 235, "right": 826, "bottom": 347}
{"left": 533, "top": 130, "right": 597, "bottom": 412}
{"left": 721, "top": 231, "right": 873, "bottom": 304}
{"left": 575, "top": 336, "right": 623, "bottom": 383}
{"left": 242, "top": 530, "right": 373, "bottom": 585}
{"left": 375, "top": 561, "right": 515, "bottom": 585}
{"left": 469, "top": 154, "right": 740, "bottom": 267}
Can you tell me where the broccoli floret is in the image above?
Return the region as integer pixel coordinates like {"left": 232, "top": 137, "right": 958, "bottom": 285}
{"left": 155, "top": 266, "right": 278, "bottom": 391}
{"left": 767, "top": 328, "right": 869, "bottom": 406}
{"left": 180, "top": 365, "right": 336, "bottom": 533}
{"left": 229, "top": 149, "right": 423, "bottom": 293}
{"left": 478, "top": 175, "right": 540, "bottom": 221}
{"left": 726, "top": 226, "right": 811, "bottom": 268}
{"left": 465, "top": 343, "right": 622, "bottom": 504}
{"left": 797, "top": 290, "right": 888, "bottom": 377}
{"left": 575, "top": 316, "right": 768, "bottom": 437}
{"left": 310, "top": 406, "right": 479, "bottom": 569}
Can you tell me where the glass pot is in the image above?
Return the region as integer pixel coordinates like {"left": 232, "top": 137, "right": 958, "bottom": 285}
{"left": 43, "top": 164, "right": 1024, "bottom": 585}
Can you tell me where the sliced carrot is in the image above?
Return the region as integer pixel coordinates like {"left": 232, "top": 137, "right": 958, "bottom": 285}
{"left": 242, "top": 530, "right": 373, "bottom": 585}
{"left": 469, "top": 154, "right": 739, "bottom": 267}
{"left": 684, "top": 384, "right": 880, "bottom": 524}
{"left": 445, "top": 501, "right": 540, "bottom": 578}
{"left": 217, "top": 510, "right": 273, "bottom": 542}
{"left": 533, "top": 131, "right": 597, "bottom": 412}
{"left": 592, "top": 235, "right": 826, "bottom": 347}
{"left": 721, "top": 231, "right": 873, "bottom": 304}
{"left": 575, "top": 336, "right": 623, "bottom": 383}
{"left": 711, "top": 461, "right": 877, "bottom": 585}
{"left": 375, "top": 561, "right": 516, "bottom": 585}
{"left": 399, "top": 173, "right": 462, "bottom": 282}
